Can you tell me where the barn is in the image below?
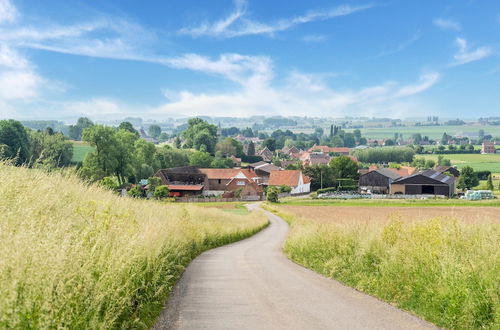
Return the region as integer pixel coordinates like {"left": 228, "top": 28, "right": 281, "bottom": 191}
{"left": 390, "top": 170, "right": 455, "bottom": 197}
{"left": 359, "top": 168, "right": 402, "bottom": 194}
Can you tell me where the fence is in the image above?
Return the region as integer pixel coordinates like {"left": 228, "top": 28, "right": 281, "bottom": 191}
{"left": 175, "top": 196, "right": 264, "bottom": 203}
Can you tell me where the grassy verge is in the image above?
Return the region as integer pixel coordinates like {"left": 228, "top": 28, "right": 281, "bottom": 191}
{"left": 0, "top": 164, "right": 268, "bottom": 329}
{"left": 280, "top": 197, "right": 500, "bottom": 207}
{"left": 264, "top": 203, "right": 500, "bottom": 329}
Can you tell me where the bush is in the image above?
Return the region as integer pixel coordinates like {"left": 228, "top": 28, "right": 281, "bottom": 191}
{"left": 278, "top": 185, "right": 292, "bottom": 193}
{"left": 241, "top": 155, "right": 263, "bottom": 163}
{"left": 266, "top": 187, "right": 279, "bottom": 203}
{"left": 316, "top": 187, "right": 337, "bottom": 194}
{"left": 153, "top": 185, "right": 169, "bottom": 199}
{"left": 475, "top": 170, "right": 492, "bottom": 180}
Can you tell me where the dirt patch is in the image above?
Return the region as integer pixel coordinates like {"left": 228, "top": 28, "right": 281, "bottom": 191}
{"left": 281, "top": 205, "right": 500, "bottom": 224}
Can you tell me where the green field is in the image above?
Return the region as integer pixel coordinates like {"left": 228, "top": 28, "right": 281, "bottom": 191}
{"left": 280, "top": 198, "right": 500, "bottom": 207}
{"left": 71, "top": 141, "right": 94, "bottom": 163}
{"left": 418, "top": 153, "right": 500, "bottom": 172}
{"left": 345, "top": 125, "right": 500, "bottom": 140}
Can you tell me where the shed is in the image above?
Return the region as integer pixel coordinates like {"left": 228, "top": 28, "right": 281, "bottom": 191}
{"left": 390, "top": 170, "right": 455, "bottom": 197}
{"left": 359, "top": 168, "right": 402, "bottom": 194}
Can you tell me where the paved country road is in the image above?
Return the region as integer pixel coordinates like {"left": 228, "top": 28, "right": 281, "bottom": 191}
{"left": 154, "top": 204, "right": 437, "bottom": 330}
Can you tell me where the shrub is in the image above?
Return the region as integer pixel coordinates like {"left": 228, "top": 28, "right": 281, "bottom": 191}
{"left": 266, "top": 187, "right": 279, "bottom": 203}
{"left": 153, "top": 185, "right": 169, "bottom": 199}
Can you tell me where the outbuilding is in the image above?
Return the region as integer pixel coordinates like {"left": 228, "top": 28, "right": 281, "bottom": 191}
{"left": 390, "top": 169, "right": 455, "bottom": 197}
{"left": 359, "top": 168, "right": 402, "bottom": 194}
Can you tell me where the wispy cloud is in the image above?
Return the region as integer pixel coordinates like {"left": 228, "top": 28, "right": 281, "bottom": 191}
{"left": 302, "top": 34, "right": 327, "bottom": 43}
{"left": 396, "top": 72, "right": 440, "bottom": 97}
{"left": 451, "top": 37, "right": 492, "bottom": 66}
{"left": 433, "top": 18, "right": 461, "bottom": 31}
{"left": 374, "top": 32, "right": 420, "bottom": 58}
{"left": 179, "top": 1, "right": 374, "bottom": 38}
{"left": 0, "top": 0, "right": 17, "bottom": 24}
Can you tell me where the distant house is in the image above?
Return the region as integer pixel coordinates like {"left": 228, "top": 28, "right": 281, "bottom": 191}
{"left": 258, "top": 147, "right": 274, "bottom": 162}
{"left": 308, "top": 146, "right": 350, "bottom": 155}
{"left": 359, "top": 168, "right": 402, "bottom": 194}
{"left": 482, "top": 141, "right": 496, "bottom": 154}
{"left": 247, "top": 161, "right": 280, "bottom": 184}
{"left": 301, "top": 152, "right": 331, "bottom": 166}
{"left": 434, "top": 165, "right": 460, "bottom": 178}
{"left": 281, "top": 146, "right": 301, "bottom": 155}
{"left": 390, "top": 170, "right": 455, "bottom": 197}
{"left": 268, "top": 170, "right": 311, "bottom": 195}
{"left": 223, "top": 172, "right": 264, "bottom": 200}
{"left": 230, "top": 155, "right": 242, "bottom": 167}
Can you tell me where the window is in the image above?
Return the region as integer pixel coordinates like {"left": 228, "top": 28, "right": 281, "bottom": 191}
{"left": 237, "top": 180, "right": 245, "bottom": 186}
{"left": 218, "top": 179, "right": 221, "bottom": 184}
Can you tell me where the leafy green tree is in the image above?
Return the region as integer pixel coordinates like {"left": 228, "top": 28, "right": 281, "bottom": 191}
{"left": 343, "top": 133, "right": 356, "bottom": 148}
{"left": 0, "top": 120, "right": 31, "bottom": 165}
{"left": 303, "top": 164, "right": 336, "bottom": 190}
{"left": 241, "top": 127, "right": 254, "bottom": 137}
{"left": 216, "top": 138, "right": 238, "bottom": 157}
{"left": 148, "top": 124, "right": 162, "bottom": 139}
{"left": 425, "top": 159, "right": 436, "bottom": 169}
{"left": 353, "top": 129, "right": 362, "bottom": 142}
{"left": 174, "top": 136, "right": 182, "bottom": 149}
{"left": 329, "top": 156, "right": 358, "bottom": 179}
{"left": 189, "top": 151, "right": 214, "bottom": 167}
{"left": 100, "top": 176, "right": 119, "bottom": 190}
{"left": 153, "top": 185, "right": 170, "bottom": 199}
{"left": 82, "top": 125, "right": 119, "bottom": 180}
{"left": 210, "top": 157, "right": 233, "bottom": 168}
{"left": 134, "top": 139, "right": 158, "bottom": 178}
{"left": 158, "top": 132, "right": 169, "bottom": 142}
{"left": 262, "top": 137, "right": 276, "bottom": 151}
{"left": 68, "top": 117, "right": 94, "bottom": 140}
{"left": 30, "top": 131, "right": 73, "bottom": 168}
{"left": 266, "top": 186, "right": 279, "bottom": 203}
{"left": 457, "top": 166, "right": 479, "bottom": 190}
{"left": 114, "top": 129, "right": 138, "bottom": 184}
{"left": 384, "top": 139, "right": 395, "bottom": 146}
{"left": 156, "top": 146, "right": 190, "bottom": 168}
{"left": 331, "top": 135, "right": 344, "bottom": 147}
{"left": 486, "top": 174, "right": 494, "bottom": 191}
{"left": 118, "top": 121, "right": 139, "bottom": 137}
{"left": 181, "top": 118, "right": 217, "bottom": 153}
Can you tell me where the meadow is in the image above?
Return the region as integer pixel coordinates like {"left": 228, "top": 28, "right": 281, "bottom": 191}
{"left": 419, "top": 153, "right": 500, "bottom": 173}
{"left": 265, "top": 203, "right": 500, "bottom": 329}
{"left": 0, "top": 164, "right": 267, "bottom": 329}
{"left": 71, "top": 141, "right": 94, "bottom": 163}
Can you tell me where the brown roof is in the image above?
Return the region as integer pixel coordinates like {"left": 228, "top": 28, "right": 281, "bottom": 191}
{"left": 268, "top": 170, "right": 309, "bottom": 187}
{"left": 199, "top": 168, "right": 258, "bottom": 180}
{"left": 385, "top": 166, "right": 416, "bottom": 177}
{"left": 308, "top": 146, "right": 350, "bottom": 154}
{"left": 167, "top": 185, "right": 204, "bottom": 191}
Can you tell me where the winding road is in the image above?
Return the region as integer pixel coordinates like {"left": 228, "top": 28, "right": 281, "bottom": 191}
{"left": 154, "top": 204, "right": 436, "bottom": 330}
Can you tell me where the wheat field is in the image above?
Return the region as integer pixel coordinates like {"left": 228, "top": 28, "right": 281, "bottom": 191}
{"left": 0, "top": 164, "right": 267, "bottom": 329}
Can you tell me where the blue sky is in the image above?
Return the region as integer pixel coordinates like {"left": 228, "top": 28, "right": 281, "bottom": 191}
{"left": 0, "top": 0, "right": 499, "bottom": 121}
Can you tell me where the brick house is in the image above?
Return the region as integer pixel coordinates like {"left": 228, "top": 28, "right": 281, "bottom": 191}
{"left": 482, "top": 141, "right": 496, "bottom": 154}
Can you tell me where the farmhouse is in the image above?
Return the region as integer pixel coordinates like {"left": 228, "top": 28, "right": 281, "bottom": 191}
{"left": 359, "top": 168, "right": 402, "bottom": 194}
{"left": 481, "top": 141, "right": 496, "bottom": 154}
{"left": 247, "top": 161, "right": 280, "bottom": 183}
{"left": 154, "top": 166, "right": 205, "bottom": 197}
{"left": 268, "top": 170, "right": 311, "bottom": 195}
{"left": 301, "top": 152, "right": 331, "bottom": 166}
{"left": 390, "top": 169, "right": 455, "bottom": 197}
{"left": 308, "top": 146, "right": 350, "bottom": 155}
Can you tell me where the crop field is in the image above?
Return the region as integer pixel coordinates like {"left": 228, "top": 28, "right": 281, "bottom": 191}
{"left": 419, "top": 153, "right": 500, "bottom": 172}
{"left": 71, "top": 141, "right": 94, "bottom": 163}
{"left": 265, "top": 203, "right": 500, "bottom": 329}
{"left": 344, "top": 125, "right": 500, "bottom": 140}
{"left": 0, "top": 164, "right": 267, "bottom": 329}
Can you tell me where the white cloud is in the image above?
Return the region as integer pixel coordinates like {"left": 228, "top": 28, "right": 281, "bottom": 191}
{"left": 451, "top": 37, "right": 492, "bottom": 66}
{"left": 0, "top": 70, "right": 41, "bottom": 100}
{"left": 433, "top": 18, "right": 461, "bottom": 31}
{"left": 0, "top": 0, "right": 17, "bottom": 24}
{"left": 302, "top": 34, "right": 327, "bottom": 43}
{"left": 179, "top": 1, "right": 373, "bottom": 38}
{"left": 396, "top": 72, "right": 440, "bottom": 97}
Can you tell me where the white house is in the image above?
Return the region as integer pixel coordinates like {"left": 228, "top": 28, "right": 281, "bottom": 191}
{"left": 268, "top": 170, "right": 311, "bottom": 195}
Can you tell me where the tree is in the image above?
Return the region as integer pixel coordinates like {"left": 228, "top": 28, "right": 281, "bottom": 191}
{"left": 247, "top": 141, "right": 256, "bottom": 156}
{"left": 118, "top": 121, "right": 139, "bottom": 137}
{"left": 331, "top": 135, "right": 344, "bottom": 147}
{"left": 486, "top": 174, "right": 494, "bottom": 191}
{"left": 189, "top": 151, "right": 214, "bottom": 167}
{"left": 411, "top": 133, "right": 422, "bottom": 144}
{"left": 211, "top": 157, "right": 233, "bottom": 168}
{"left": 181, "top": 118, "right": 218, "bottom": 154}
{"left": 303, "top": 165, "right": 336, "bottom": 190}
{"left": 0, "top": 120, "right": 31, "bottom": 165}
{"left": 266, "top": 186, "right": 279, "bottom": 203}
{"left": 154, "top": 185, "right": 170, "bottom": 199}
{"left": 148, "top": 124, "right": 162, "bottom": 139}
{"left": 68, "top": 117, "right": 94, "bottom": 140}
{"left": 384, "top": 139, "right": 395, "bottom": 146}
{"left": 343, "top": 133, "right": 356, "bottom": 148}
{"left": 82, "top": 125, "right": 119, "bottom": 180}
{"left": 425, "top": 159, "right": 436, "bottom": 169}
{"left": 216, "top": 138, "right": 242, "bottom": 157}
{"left": 30, "top": 131, "right": 74, "bottom": 168}
{"left": 329, "top": 156, "right": 358, "bottom": 179}
{"left": 262, "top": 138, "right": 276, "bottom": 151}
{"left": 457, "top": 166, "right": 479, "bottom": 190}
{"left": 156, "top": 146, "right": 190, "bottom": 168}
{"left": 353, "top": 129, "right": 362, "bottom": 142}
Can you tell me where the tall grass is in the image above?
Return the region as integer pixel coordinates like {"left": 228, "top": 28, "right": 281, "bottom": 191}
{"left": 265, "top": 204, "right": 500, "bottom": 329}
{"left": 0, "top": 164, "right": 267, "bottom": 328}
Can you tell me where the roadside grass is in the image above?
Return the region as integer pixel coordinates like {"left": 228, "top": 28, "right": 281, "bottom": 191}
{"left": 0, "top": 164, "right": 268, "bottom": 329}
{"left": 264, "top": 203, "right": 500, "bottom": 329}
{"left": 71, "top": 141, "right": 94, "bottom": 163}
{"left": 192, "top": 202, "right": 251, "bottom": 215}
{"left": 280, "top": 197, "right": 500, "bottom": 207}
{"left": 419, "top": 153, "right": 500, "bottom": 172}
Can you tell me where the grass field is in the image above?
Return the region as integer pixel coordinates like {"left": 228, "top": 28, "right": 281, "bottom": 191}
{"left": 265, "top": 203, "right": 500, "bottom": 329}
{"left": 0, "top": 164, "right": 267, "bottom": 329}
{"left": 71, "top": 141, "right": 94, "bottom": 163}
{"left": 418, "top": 153, "right": 500, "bottom": 172}
{"left": 280, "top": 197, "right": 500, "bottom": 207}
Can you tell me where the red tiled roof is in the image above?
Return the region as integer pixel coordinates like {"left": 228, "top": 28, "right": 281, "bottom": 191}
{"left": 268, "top": 170, "right": 307, "bottom": 187}
{"left": 385, "top": 166, "right": 417, "bottom": 177}
{"left": 167, "top": 185, "right": 204, "bottom": 191}
{"left": 199, "top": 168, "right": 258, "bottom": 180}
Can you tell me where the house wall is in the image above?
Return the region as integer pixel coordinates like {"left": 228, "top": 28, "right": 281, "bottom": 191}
{"left": 205, "top": 178, "right": 231, "bottom": 190}
{"left": 226, "top": 179, "right": 263, "bottom": 198}
{"left": 390, "top": 184, "right": 405, "bottom": 194}
{"left": 291, "top": 182, "right": 311, "bottom": 194}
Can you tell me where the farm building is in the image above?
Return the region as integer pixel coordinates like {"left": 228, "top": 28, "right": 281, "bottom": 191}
{"left": 481, "top": 141, "right": 496, "bottom": 154}
{"left": 155, "top": 166, "right": 205, "bottom": 197}
{"left": 247, "top": 161, "right": 280, "bottom": 183}
{"left": 434, "top": 165, "right": 460, "bottom": 178}
{"left": 268, "top": 170, "right": 311, "bottom": 195}
{"left": 308, "top": 146, "right": 350, "bottom": 155}
{"left": 390, "top": 170, "right": 455, "bottom": 197}
{"left": 257, "top": 147, "right": 274, "bottom": 162}
{"left": 359, "top": 168, "right": 402, "bottom": 194}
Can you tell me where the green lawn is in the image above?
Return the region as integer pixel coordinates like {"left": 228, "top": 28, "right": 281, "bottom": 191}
{"left": 418, "top": 153, "right": 500, "bottom": 172}
{"left": 71, "top": 141, "right": 94, "bottom": 163}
